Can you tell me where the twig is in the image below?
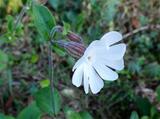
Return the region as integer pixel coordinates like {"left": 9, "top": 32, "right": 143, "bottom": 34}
{"left": 123, "top": 24, "right": 160, "bottom": 39}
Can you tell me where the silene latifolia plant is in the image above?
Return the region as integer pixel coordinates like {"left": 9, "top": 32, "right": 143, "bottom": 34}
{"left": 53, "top": 26, "right": 126, "bottom": 94}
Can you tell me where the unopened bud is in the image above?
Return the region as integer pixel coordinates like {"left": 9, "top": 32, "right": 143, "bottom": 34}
{"left": 67, "top": 32, "right": 83, "bottom": 43}
{"left": 53, "top": 40, "right": 86, "bottom": 58}
{"left": 65, "top": 41, "right": 86, "bottom": 58}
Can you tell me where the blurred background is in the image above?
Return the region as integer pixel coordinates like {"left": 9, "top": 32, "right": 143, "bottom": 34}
{"left": 0, "top": 0, "right": 160, "bottom": 119}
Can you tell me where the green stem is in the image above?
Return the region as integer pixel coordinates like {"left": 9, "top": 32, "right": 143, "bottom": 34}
{"left": 48, "top": 25, "right": 63, "bottom": 117}
{"left": 48, "top": 41, "right": 55, "bottom": 116}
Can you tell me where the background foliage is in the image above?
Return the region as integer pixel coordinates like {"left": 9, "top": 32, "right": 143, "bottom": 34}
{"left": 0, "top": 0, "right": 160, "bottom": 119}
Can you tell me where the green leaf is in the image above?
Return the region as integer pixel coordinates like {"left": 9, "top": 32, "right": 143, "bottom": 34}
{"left": 6, "top": 15, "right": 14, "bottom": 32}
{"left": 62, "top": 21, "right": 71, "bottom": 35}
{"left": 102, "top": 0, "right": 120, "bottom": 22}
{"left": 139, "top": 15, "right": 149, "bottom": 26}
{"left": 66, "top": 57, "right": 75, "bottom": 66}
{"left": 0, "top": 50, "right": 8, "bottom": 71}
{"left": 34, "top": 87, "right": 61, "bottom": 115}
{"left": 140, "top": 116, "right": 149, "bottom": 119}
{"left": 135, "top": 96, "right": 151, "bottom": 115}
{"left": 17, "top": 102, "right": 41, "bottom": 119}
{"left": 130, "top": 111, "right": 139, "bottom": 119}
{"left": 64, "top": 107, "right": 82, "bottom": 119}
{"left": 150, "top": 106, "right": 160, "bottom": 118}
{"left": 39, "top": 79, "right": 50, "bottom": 88}
{"left": 90, "top": 0, "right": 96, "bottom": 6}
{"left": 53, "top": 46, "right": 66, "bottom": 57}
{"left": 128, "top": 60, "right": 141, "bottom": 74}
{"left": 48, "top": 0, "right": 59, "bottom": 10}
{"left": 67, "top": 112, "right": 82, "bottom": 119}
{"left": 0, "top": 113, "right": 15, "bottom": 119}
{"left": 79, "top": 111, "right": 93, "bottom": 119}
{"left": 30, "top": 54, "right": 39, "bottom": 63}
{"left": 32, "top": 3, "right": 56, "bottom": 41}
{"left": 156, "top": 85, "right": 160, "bottom": 101}
{"left": 143, "top": 62, "right": 160, "bottom": 78}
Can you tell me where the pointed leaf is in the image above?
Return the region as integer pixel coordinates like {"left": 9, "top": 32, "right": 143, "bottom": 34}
{"left": 32, "top": 4, "right": 56, "bottom": 41}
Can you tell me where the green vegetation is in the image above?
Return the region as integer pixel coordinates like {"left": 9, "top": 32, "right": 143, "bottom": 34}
{"left": 0, "top": 0, "right": 160, "bottom": 119}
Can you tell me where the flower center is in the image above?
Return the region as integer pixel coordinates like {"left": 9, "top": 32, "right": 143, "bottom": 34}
{"left": 87, "top": 56, "right": 92, "bottom": 61}
{"left": 84, "top": 50, "right": 95, "bottom": 64}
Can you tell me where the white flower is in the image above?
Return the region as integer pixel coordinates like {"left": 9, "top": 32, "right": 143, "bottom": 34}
{"left": 72, "top": 31, "right": 126, "bottom": 94}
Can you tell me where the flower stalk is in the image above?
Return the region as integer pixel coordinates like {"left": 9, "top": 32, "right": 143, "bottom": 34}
{"left": 48, "top": 41, "right": 55, "bottom": 115}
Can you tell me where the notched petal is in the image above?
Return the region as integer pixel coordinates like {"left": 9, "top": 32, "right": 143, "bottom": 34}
{"left": 100, "top": 31, "right": 123, "bottom": 46}
{"left": 72, "top": 65, "right": 83, "bottom": 87}
{"left": 88, "top": 66, "right": 104, "bottom": 94}
{"left": 106, "top": 43, "right": 126, "bottom": 60}
{"left": 93, "top": 63, "right": 118, "bottom": 81}
{"left": 83, "top": 65, "right": 89, "bottom": 94}
{"left": 72, "top": 57, "right": 84, "bottom": 71}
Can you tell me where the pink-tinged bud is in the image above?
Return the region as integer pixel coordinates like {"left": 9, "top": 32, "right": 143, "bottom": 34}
{"left": 54, "top": 40, "right": 86, "bottom": 58}
{"left": 65, "top": 41, "right": 86, "bottom": 58}
{"left": 67, "top": 32, "right": 83, "bottom": 43}
{"left": 51, "top": 25, "right": 83, "bottom": 43}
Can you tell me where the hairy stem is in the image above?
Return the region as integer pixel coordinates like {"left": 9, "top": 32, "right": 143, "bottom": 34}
{"left": 48, "top": 42, "right": 55, "bottom": 116}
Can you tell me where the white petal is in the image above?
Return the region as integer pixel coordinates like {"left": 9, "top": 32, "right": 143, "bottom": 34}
{"left": 88, "top": 66, "right": 104, "bottom": 94}
{"left": 106, "top": 43, "right": 126, "bottom": 60}
{"left": 83, "top": 64, "right": 89, "bottom": 94}
{"left": 84, "top": 40, "right": 103, "bottom": 56}
{"left": 93, "top": 62, "right": 118, "bottom": 81}
{"left": 72, "top": 64, "right": 83, "bottom": 87}
{"left": 72, "top": 57, "right": 84, "bottom": 71}
{"left": 85, "top": 42, "right": 126, "bottom": 61}
{"left": 84, "top": 41, "right": 108, "bottom": 63}
{"left": 100, "top": 31, "right": 122, "bottom": 46}
{"left": 101, "top": 58, "right": 124, "bottom": 71}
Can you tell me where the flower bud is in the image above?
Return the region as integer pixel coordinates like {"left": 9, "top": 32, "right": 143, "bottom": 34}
{"left": 54, "top": 40, "right": 86, "bottom": 58}
{"left": 65, "top": 41, "right": 86, "bottom": 58}
{"left": 67, "top": 31, "right": 83, "bottom": 43}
